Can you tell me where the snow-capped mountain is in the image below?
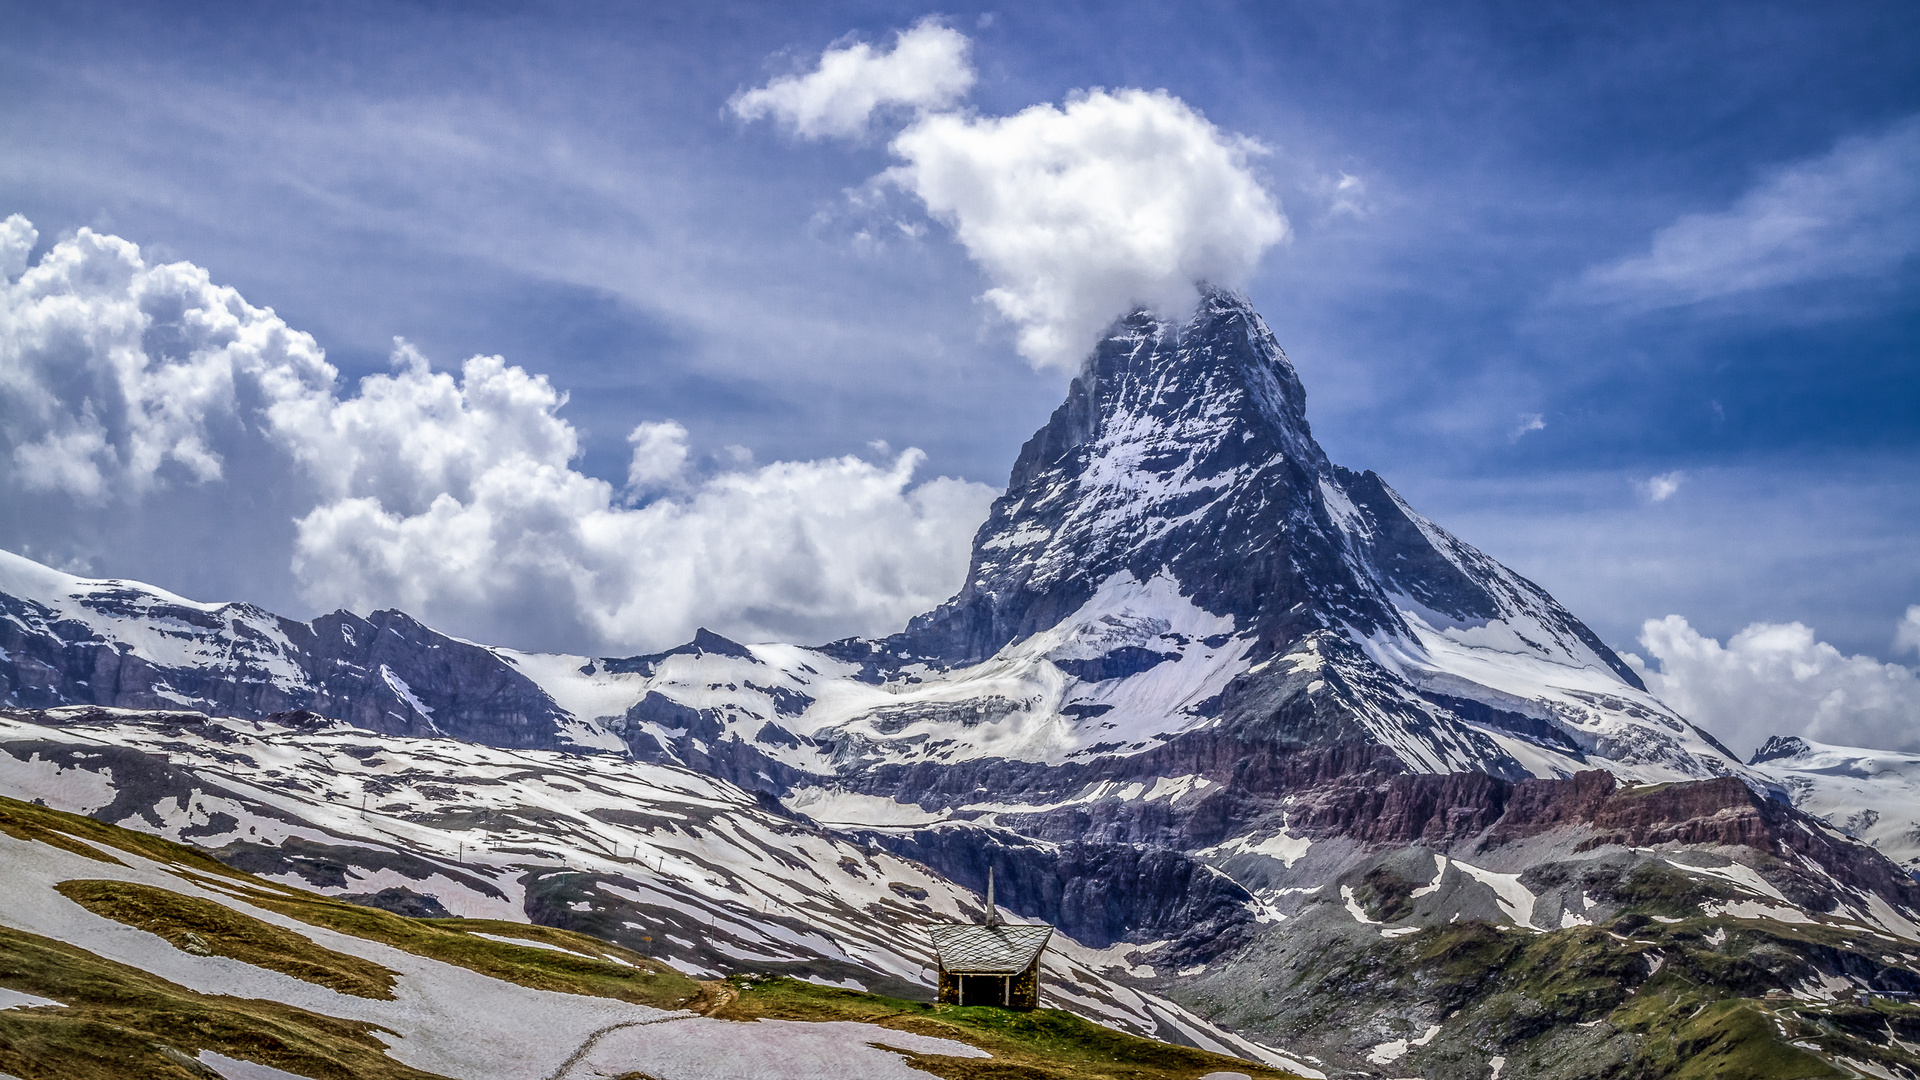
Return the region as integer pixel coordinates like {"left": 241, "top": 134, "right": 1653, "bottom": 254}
{"left": 11, "top": 289, "right": 1920, "bottom": 1077}
{"left": 0, "top": 705, "right": 1288, "bottom": 1064}
{"left": 1752, "top": 735, "right": 1920, "bottom": 874}
{"left": 0, "top": 291, "right": 1749, "bottom": 793}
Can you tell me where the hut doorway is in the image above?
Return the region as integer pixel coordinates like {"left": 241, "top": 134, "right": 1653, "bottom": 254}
{"left": 957, "top": 973, "right": 1010, "bottom": 1007}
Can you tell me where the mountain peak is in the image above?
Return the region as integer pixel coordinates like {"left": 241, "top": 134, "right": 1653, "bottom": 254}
{"left": 901, "top": 291, "right": 1361, "bottom": 663}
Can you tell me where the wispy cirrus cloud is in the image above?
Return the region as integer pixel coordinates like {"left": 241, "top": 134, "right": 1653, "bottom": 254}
{"left": 1642, "top": 471, "right": 1684, "bottom": 502}
{"left": 1573, "top": 115, "right": 1920, "bottom": 311}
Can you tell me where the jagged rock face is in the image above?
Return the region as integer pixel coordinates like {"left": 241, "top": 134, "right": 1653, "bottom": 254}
{"left": 903, "top": 292, "right": 1385, "bottom": 664}
{"left": 902, "top": 291, "right": 1644, "bottom": 689}
{"left": 0, "top": 553, "right": 575, "bottom": 750}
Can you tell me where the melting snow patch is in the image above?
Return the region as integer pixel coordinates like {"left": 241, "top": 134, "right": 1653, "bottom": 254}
{"left": 1454, "top": 860, "right": 1538, "bottom": 928}
{"left": 461, "top": 931, "right": 588, "bottom": 956}
{"left": 1667, "top": 858, "right": 1790, "bottom": 902}
{"left": 801, "top": 974, "right": 867, "bottom": 991}
{"left": 1702, "top": 900, "right": 1814, "bottom": 925}
{"left": 1490, "top": 1055, "right": 1507, "bottom": 1079}
{"left": 1411, "top": 856, "right": 1450, "bottom": 898}
{"left": 1342, "top": 886, "right": 1380, "bottom": 925}
{"left": 198, "top": 1052, "right": 316, "bottom": 1080}
{"left": 0, "top": 988, "right": 64, "bottom": 1010}
{"left": 1366, "top": 1039, "right": 1409, "bottom": 1064}
{"left": 1209, "top": 830, "right": 1313, "bottom": 868}
{"left": 576, "top": 1017, "right": 988, "bottom": 1080}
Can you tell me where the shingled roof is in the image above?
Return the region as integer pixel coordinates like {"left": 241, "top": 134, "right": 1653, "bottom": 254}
{"left": 928, "top": 923, "right": 1054, "bottom": 975}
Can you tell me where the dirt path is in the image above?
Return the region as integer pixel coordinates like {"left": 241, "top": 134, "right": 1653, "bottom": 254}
{"left": 689, "top": 978, "right": 737, "bottom": 1016}
{"left": 541, "top": 1007, "right": 705, "bottom": 1080}
{"left": 543, "top": 982, "right": 737, "bottom": 1080}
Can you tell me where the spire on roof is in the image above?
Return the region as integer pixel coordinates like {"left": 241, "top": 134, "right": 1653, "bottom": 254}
{"left": 984, "top": 865, "right": 1003, "bottom": 927}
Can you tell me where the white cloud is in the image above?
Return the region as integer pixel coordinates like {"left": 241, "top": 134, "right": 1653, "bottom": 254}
{"left": 0, "top": 225, "right": 337, "bottom": 502}
{"left": 730, "top": 19, "right": 974, "bottom": 140}
{"left": 0, "top": 219, "right": 996, "bottom": 653}
{"left": 739, "top": 23, "right": 1288, "bottom": 369}
{"left": 886, "top": 88, "right": 1289, "bottom": 369}
{"left": 292, "top": 438, "right": 992, "bottom": 653}
{"left": 1317, "top": 172, "right": 1372, "bottom": 221}
{"left": 1579, "top": 115, "right": 1920, "bottom": 309}
{"left": 1630, "top": 613, "right": 1920, "bottom": 755}
{"left": 1510, "top": 413, "right": 1545, "bottom": 440}
{"left": 0, "top": 215, "right": 35, "bottom": 280}
{"left": 625, "top": 420, "right": 691, "bottom": 495}
{"left": 1643, "top": 471, "right": 1684, "bottom": 502}
{"left": 1897, "top": 605, "right": 1920, "bottom": 659}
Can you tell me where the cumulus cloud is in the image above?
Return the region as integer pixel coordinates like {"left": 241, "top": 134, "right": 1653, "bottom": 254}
{"left": 0, "top": 219, "right": 996, "bottom": 653}
{"left": 1642, "top": 471, "right": 1684, "bottom": 502}
{"left": 284, "top": 347, "right": 993, "bottom": 650}
{"left": 1579, "top": 115, "right": 1920, "bottom": 310}
{"left": 0, "top": 224, "right": 336, "bottom": 502}
{"left": 1897, "top": 605, "right": 1920, "bottom": 659}
{"left": 0, "top": 215, "right": 35, "bottom": 280}
{"left": 1629, "top": 614, "right": 1920, "bottom": 755}
{"left": 729, "top": 19, "right": 973, "bottom": 139}
{"left": 886, "top": 89, "right": 1288, "bottom": 368}
{"left": 739, "top": 25, "right": 1289, "bottom": 370}
{"left": 1510, "top": 413, "right": 1546, "bottom": 440}
{"left": 625, "top": 420, "right": 691, "bottom": 495}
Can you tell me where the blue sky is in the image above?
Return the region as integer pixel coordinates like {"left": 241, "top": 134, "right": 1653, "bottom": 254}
{"left": 1, "top": 2, "right": 1917, "bottom": 728}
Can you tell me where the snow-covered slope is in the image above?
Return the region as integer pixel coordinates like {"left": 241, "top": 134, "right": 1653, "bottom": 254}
{"left": 1752, "top": 735, "right": 1920, "bottom": 874}
{"left": 0, "top": 706, "right": 1288, "bottom": 1061}
{"left": 0, "top": 783, "right": 1305, "bottom": 1079}
{"left": 0, "top": 292, "right": 1757, "bottom": 798}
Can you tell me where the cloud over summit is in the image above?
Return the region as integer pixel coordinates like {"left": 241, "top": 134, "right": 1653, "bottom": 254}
{"left": 737, "top": 25, "right": 1289, "bottom": 370}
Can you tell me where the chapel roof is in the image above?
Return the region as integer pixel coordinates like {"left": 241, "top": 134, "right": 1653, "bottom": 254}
{"left": 928, "top": 923, "right": 1053, "bottom": 975}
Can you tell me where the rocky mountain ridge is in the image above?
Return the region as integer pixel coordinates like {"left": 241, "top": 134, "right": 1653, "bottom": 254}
{"left": 6, "top": 289, "right": 1920, "bottom": 1077}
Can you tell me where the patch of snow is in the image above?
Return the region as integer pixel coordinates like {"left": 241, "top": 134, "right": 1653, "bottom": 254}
{"left": 782, "top": 787, "right": 947, "bottom": 827}
{"left": 0, "top": 988, "right": 64, "bottom": 1010}
{"left": 199, "top": 1052, "right": 318, "bottom": 1080}
{"left": 1704, "top": 900, "right": 1815, "bottom": 925}
{"left": 1453, "top": 860, "right": 1538, "bottom": 928}
{"left": 1366, "top": 1039, "right": 1409, "bottom": 1064}
{"left": 1205, "top": 830, "right": 1313, "bottom": 868}
{"left": 1411, "top": 855, "right": 1449, "bottom": 899}
{"left": 1666, "top": 858, "right": 1791, "bottom": 903}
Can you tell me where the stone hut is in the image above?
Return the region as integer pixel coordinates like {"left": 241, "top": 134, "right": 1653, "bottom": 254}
{"left": 928, "top": 868, "right": 1053, "bottom": 1009}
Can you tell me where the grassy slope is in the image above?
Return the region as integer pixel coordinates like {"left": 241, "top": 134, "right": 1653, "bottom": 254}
{"left": 708, "top": 975, "right": 1303, "bottom": 1080}
{"left": 1227, "top": 857, "right": 1920, "bottom": 1079}
{"left": 0, "top": 795, "right": 1296, "bottom": 1080}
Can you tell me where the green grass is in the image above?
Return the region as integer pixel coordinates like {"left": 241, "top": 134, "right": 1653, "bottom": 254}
{"left": 1369, "top": 906, "right": 1920, "bottom": 1079}
{"left": 56, "top": 879, "right": 400, "bottom": 1000}
{"left": 0, "top": 794, "right": 701, "bottom": 1011}
{"left": 0, "top": 924, "right": 446, "bottom": 1080}
{"left": 713, "top": 975, "right": 1305, "bottom": 1080}
{"left": 0, "top": 794, "right": 1290, "bottom": 1079}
